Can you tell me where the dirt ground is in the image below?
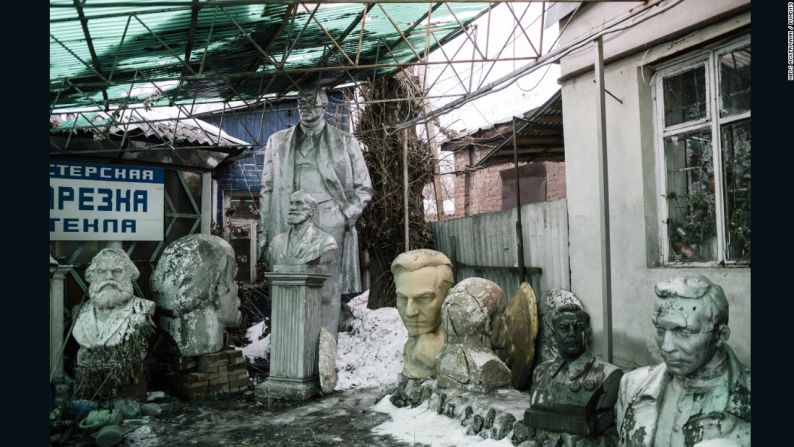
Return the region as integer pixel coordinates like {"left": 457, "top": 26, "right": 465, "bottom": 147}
{"left": 58, "top": 386, "right": 423, "bottom": 447}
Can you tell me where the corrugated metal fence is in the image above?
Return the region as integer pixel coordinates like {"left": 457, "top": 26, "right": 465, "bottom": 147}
{"left": 432, "top": 199, "right": 570, "bottom": 301}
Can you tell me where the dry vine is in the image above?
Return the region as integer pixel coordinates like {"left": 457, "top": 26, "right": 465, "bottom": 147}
{"left": 353, "top": 74, "right": 436, "bottom": 309}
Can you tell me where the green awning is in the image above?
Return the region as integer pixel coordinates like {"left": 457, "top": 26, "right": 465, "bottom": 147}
{"left": 51, "top": 1, "right": 492, "bottom": 110}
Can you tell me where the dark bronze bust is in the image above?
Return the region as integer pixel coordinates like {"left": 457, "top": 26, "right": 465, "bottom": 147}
{"left": 525, "top": 301, "right": 623, "bottom": 437}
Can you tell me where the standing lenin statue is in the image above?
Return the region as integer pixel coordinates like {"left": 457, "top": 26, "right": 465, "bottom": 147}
{"left": 258, "top": 87, "right": 373, "bottom": 336}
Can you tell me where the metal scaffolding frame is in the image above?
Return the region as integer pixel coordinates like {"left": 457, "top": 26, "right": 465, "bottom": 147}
{"left": 50, "top": 1, "right": 581, "bottom": 143}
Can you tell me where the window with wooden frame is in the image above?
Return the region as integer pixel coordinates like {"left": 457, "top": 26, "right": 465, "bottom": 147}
{"left": 653, "top": 36, "right": 750, "bottom": 265}
{"left": 223, "top": 190, "right": 261, "bottom": 282}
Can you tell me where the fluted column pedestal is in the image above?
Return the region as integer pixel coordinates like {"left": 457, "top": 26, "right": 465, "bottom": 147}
{"left": 256, "top": 264, "right": 328, "bottom": 400}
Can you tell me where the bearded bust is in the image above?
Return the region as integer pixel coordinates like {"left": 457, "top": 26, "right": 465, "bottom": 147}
{"left": 72, "top": 248, "right": 155, "bottom": 367}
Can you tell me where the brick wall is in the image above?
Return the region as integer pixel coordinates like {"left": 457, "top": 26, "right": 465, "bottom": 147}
{"left": 545, "top": 161, "right": 567, "bottom": 201}
{"left": 450, "top": 146, "right": 566, "bottom": 218}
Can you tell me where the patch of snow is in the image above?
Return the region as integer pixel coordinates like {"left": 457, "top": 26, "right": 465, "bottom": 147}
{"left": 370, "top": 396, "right": 513, "bottom": 447}
{"left": 242, "top": 320, "right": 271, "bottom": 360}
{"left": 335, "top": 291, "right": 407, "bottom": 391}
{"left": 122, "top": 425, "right": 159, "bottom": 447}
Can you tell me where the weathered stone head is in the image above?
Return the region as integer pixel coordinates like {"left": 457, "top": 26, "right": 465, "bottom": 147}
{"left": 86, "top": 248, "right": 139, "bottom": 310}
{"left": 391, "top": 249, "right": 453, "bottom": 379}
{"left": 297, "top": 86, "right": 328, "bottom": 127}
{"left": 286, "top": 190, "right": 317, "bottom": 225}
{"left": 436, "top": 278, "right": 511, "bottom": 392}
{"left": 151, "top": 234, "right": 242, "bottom": 357}
{"left": 392, "top": 249, "right": 453, "bottom": 337}
{"left": 653, "top": 274, "right": 730, "bottom": 379}
{"left": 550, "top": 302, "right": 592, "bottom": 362}
{"left": 616, "top": 276, "right": 749, "bottom": 446}
{"left": 442, "top": 278, "right": 506, "bottom": 346}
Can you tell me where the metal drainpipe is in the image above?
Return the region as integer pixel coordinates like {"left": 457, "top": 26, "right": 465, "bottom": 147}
{"left": 594, "top": 36, "right": 613, "bottom": 363}
{"left": 512, "top": 116, "right": 527, "bottom": 284}
{"left": 403, "top": 128, "right": 410, "bottom": 251}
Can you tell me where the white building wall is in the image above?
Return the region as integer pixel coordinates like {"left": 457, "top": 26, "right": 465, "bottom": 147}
{"left": 559, "top": 0, "right": 751, "bottom": 369}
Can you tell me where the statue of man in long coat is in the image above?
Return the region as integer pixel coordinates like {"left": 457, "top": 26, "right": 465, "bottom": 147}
{"left": 258, "top": 87, "right": 373, "bottom": 335}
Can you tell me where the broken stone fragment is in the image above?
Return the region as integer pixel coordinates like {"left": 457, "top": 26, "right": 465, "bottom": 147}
{"left": 469, "top": 414, "right": 484, "bottom": 435}
{"left": 318, "top": 328, "right": 338, "bottom": 394}
{"left": 491, "top": 412, "right": 516, "bottom": 440}
{"left": 484, "top": 408, "right": 496, "bottom": 429}
{"left": 512, "top": 420, "right": 531, "bottom": 444}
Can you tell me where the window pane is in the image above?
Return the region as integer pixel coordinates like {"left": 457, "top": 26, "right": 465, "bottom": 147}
{"left": 719, "top": 46, "right": 751, "bottom": 116}
{"left": 721, "top": 118, "right": 751, "bottom": 262}
{"left": 663, "top": 65, "right": 707, "bottom": 126}
{"left": 227, "top": 194, "right": 260, "bottom": 220}
{"left": 665, "top": 128, "right": 717, "bottom": 262}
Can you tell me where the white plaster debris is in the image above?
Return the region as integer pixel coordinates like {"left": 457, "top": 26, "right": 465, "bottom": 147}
{"left": 241, "top": 320, "right": 271, "bottom": 360}
{"left": 371, "top": 395, "right": 513, "bottom": 447}
{"left": 335, "top": 291, "right": 408, "bottom": 391}
{"left": 122, "top": 425, "right": 159, "bottom": 447}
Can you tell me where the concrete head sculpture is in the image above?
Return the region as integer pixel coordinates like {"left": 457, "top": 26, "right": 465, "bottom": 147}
{"left": 297, "top": 87, "right": 329, "bottom": 129}
{"left": 651, "top": 274, "right": 730, "bottom": 378}
{"left": 526, "top": 296, "right": 623, "bottom": 438}
{"left": 85, "top": 248, "right": 139, "bottom": 310}
{"left": 391, "top": 249, "right": 453, "bottom": 379}
{"left": 616, "top": 275, "right": 750, "bottom": 447}
{"left": 287, "top": 190, "right": 317, "bottom": 225}
{"left": 436, "top": 277, "right": 511, "bottom": 392}
{"left": 550, "top": 302, "right": 592, "bottom": 362}
{"left": 151, "top": 234, "right": 242, "bottom": 357}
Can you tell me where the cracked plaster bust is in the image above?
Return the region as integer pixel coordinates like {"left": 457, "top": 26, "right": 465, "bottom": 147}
{"left": 391, "top": 249, "right": 453, "bottom": 379}
{"left": 436, "top": 277, "right": 511, "bottom": 392}
{"left": 151, "top": 234, "right": 242, "bottom": 357}
{"left": 72, "top": 248, "right": 155, "bottom": 364}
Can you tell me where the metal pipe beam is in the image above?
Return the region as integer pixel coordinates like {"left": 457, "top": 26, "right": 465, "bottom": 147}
{"left": 54, "top": 55, "right": 540, "bottom": 90}
{"left": 512, "top": 116, "right": 527, "bottom": 283}
{"left": 403, "top": 128, "right": 410, "bottom": 251}
{"left": 52, "top": 1, "right": 623, "bottom": 8}
{"left": 594, "top": 36, "right": 613, "bottom": 363}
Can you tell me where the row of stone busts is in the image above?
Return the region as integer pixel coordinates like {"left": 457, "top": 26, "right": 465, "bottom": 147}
{"left": 392, "top": 249, "right": 532, "bottom": 391}
{"left": 70, "top": 235, "right": 244, "bottom": 389}
{"left": 390, "top": 249, "right": 750, "bottom": 447}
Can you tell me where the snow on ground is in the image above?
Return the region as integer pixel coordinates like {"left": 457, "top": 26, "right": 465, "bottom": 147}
{"left": 242, "top": 320, "right": 271, "bottom": 360}
{"left": 122, "top": 425, "right": 160, "bottom": 447}
{"left": 370, "top": 396, "right": 513, "bottom": 447}
{"left": 336, "top": 291, "right": 408, "bottom": 391}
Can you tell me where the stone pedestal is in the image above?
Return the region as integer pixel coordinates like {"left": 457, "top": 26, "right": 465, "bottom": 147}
{"left": 256, "top": 265, "right": 328, "bottom": 400}
{"left": 49, "top": 256, "right": 72, "bottom": 383}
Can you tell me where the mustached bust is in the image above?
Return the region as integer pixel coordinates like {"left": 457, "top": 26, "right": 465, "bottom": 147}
{"left": 151, "top": 234, "right": 242, "bottom": 357}
{"left": 72, "top": 249, "right": 155, "bottom": 365}
{"left": 392, "top": 249, "right": 454, "bottom": 379}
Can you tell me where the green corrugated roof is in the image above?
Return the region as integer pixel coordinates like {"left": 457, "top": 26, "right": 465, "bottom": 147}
{"left": 50, "top": 1, "right": 491, "bottom": 110}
